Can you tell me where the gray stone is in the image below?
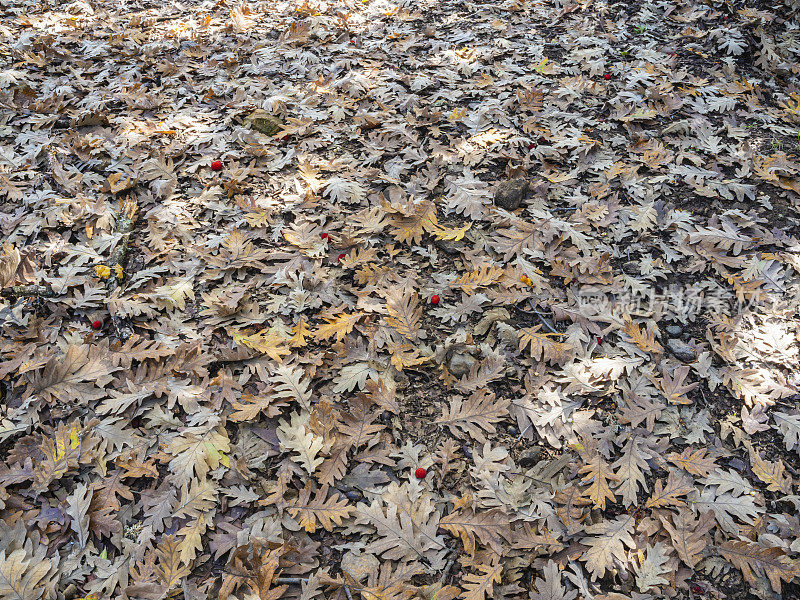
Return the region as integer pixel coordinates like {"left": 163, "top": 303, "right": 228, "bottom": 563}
{"left": 666, "top": 338, "right": 697, "bottom": 362}
{"left": 519, "top": 446, "right": 542, "bottom": 468}
{"left": 345, "top": 490, "right": 363, "bottom": 502}
{"left": 435, "top": 239, "right": 462, "bottom": 255}
{"left": 665, "top": 325, "right": 683, "bottom": 338}
{"left": 449, "top": 353, "right": 477, "bottom": 377}
{"left": 622, "top": 261, "right": 640, "bottom": 275}
{"left": 494, "top": 178, "right": 530, "bottom": 211}
{"left": 245, "top": 110, "right": 283, "bottom": 135}
{"left": 496, "top": 322, "right": 518, "bottom": 346}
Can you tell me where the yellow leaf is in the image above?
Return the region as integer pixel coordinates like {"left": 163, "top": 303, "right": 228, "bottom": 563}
{"left": 432, "top": 222, "right": 472, "bottom": 241}
{"left": 449, "top": 107, "right": 467, "bottom": 122}
{"left": 55, "top": 435, "right": 67, "bottom": 461}
{"left": 232, "top": 329, "right": 291, "bottom": 361}
{"left": 622, "top": 319, "right": 663, "bottom": 354}
{"left": 108, "top": 172, "right": 135, "bottom": 193}
{"left": 451, "top": 265, "right": 503, "bottom": 294}
{"left": 315, "top": 311, "right": 362, "bottom": 342}
{"left": 153, "top": 277, "right": 195, "bottom": 311}
{"left": 69, "top": 426, "right": 79, "bottom": 449}
{"left": 579, "top": 452, "right": 619, "bottom": 510}
{"left": 290, "top": 317, "right": 311, "bottom": 348}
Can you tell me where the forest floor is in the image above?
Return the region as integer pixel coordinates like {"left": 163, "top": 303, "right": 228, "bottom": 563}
{"left": 2, "top": 1, "right": 800, "bottom": 600}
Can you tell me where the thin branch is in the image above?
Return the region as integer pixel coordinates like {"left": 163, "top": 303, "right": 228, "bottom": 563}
{"left": 438, "top": 555, "right": 456, "bottom": 585}
{"left": 275, "top": 577, "right": 309, "bottom": 585}
{"left": 0, "top": 284, "right": 54, "bottom": 298}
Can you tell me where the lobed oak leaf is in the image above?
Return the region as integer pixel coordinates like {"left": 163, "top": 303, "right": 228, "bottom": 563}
{"left": 66, "top": 482, "right": 92, "bottom": 549}
{"left": 287, "top": 484, "right": 354, "bottom": 533}
{"left": 656, "top": 365, "right": 698, "bottom": 405}
{"left": 612, "top": 437, "right": 651, "bottom": 507}
{"left": 745, "top": 441, "right": 792, "bottom": 494}
{"left": 357, "top": 498, "right": 446, "bottom": 566}
{"left": 658, "top": 510, "right": 713, "bottom": 569}
{"left": 290, "top": 316, "right": 312, "bottom": 348}
{"left": 231, "top": 328, "right": 291, "bottom": 362}
{"left": 579, "top": 451, "right": 619, "bottom": 511}
{"left": 621, "top": 319, "right": 663, "bottom": 354}
{"left": 384, "top": 286, "right": 424, "bottom": 342}
{"left": 0, "top": 548, "right": 53, "bottom": 600}
{"left": 720, "top": 540, "right": 800, "bottom": 594}
{"left": 25, "top": 344, "right": 118, "bottom": 405}
{"left": 773, "top": 411, "right": 800, "bottom": 455}
{"left": 451, "top": 265, "right": 503, "bottom": 295}
{"left": 230, "top": 392, "right": 286, "bottom": 422}
{"left": 154, "top": 535, "right": 191, "bottom": 590}
{"left": 323, "top": 177, "right": 366, "bottom": 204}
{"left": 389, "top": 201, "right": 438, "bottom": 245}
{"left": 580, "top": 515, "right": 635, "bottom": 580}
{"left": 439, "top": 508, "right": 512, "bottom": 556}
{"left": 436, "top": 391, "right": 510, "bottom": 444}
{"left": 172, "top": 478, "right": 217, "bottom": 521}
{"left": 667, "top": 446, "right": 716, "bottom": 477}
{"left": 166, "top": 428, "right": 230, "bottom": 485}
{"left": 692, "top": 486, "right": 763, "bottom": 535}
{"left": 645, "top": 471, "right": 694, "bottom": 509}
{"left": 271, "top": 364, "right": 314, "bottom": 411}
{"left": 461, "top": 562, "right": 502, "bottom": 600}
{"left": 431, "top": 222, "right": 472, "bottom": 241}
{"left": 277, "top": 412, "right": 325, "bottom": 475}
{"left": 315, "top": 311, "right": 363, "bottom": 342}
{"left": 633, "top": 543, "right": 672, "bottom": 592}
{"left": 530, "top": 560, "right": 577, "bottom": 600}
{"left": 517, "top": 326, "right": 574, "bottom": 365}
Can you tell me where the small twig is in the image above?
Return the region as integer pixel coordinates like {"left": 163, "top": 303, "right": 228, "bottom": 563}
{"left": 344, "top": 585, "right": 354, "bottom": 600}
{"left": 531, "top": 303, "right": 560, "bottom": 335}
{"left": 438, "top": 555, "right": 456, "bottom": 585}
{"left": 0, "top": 284, "right": 55, "bottom": 298}
{"left": 107, "top": 198, "right": 138, "bottom": 271}
{"left": 275, "top": 577, "right": 310, "bottom": 585}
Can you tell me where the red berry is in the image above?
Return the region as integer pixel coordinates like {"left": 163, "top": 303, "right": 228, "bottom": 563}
{"left": 338, "top": 253, "right": 346, "bottom": 261}
{"left": 91, "top": 320, "right": 102, "bottom": 330}
{"left": 603, "top": 73, "right": 611, "bottom": 80}
{"left": 596, "top": 336, "right": 603, "bottom": 345}
{"left": 320, "top": 232, "right": 329, "bottom": 239}
{"left": 528, "top": 142, "right": 535, "bottom": 150}
{"left": 690, "top": 584, "right": 703, "bottom": 594}
{"left": 430, "top": 295, "right": 440, "bottom": 305}
{"left": 211, "top": 160, "right": 223, "bottom": 171}
{"left": 282, "top": 135, "right": 290, "bottom": 141}
{"left": 415, "top": 467, "right": 427, "bottom": 479}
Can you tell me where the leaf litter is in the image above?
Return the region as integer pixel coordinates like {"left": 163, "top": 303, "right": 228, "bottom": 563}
{"left": 1, "top": 0, "right": 800, "bottom": 599}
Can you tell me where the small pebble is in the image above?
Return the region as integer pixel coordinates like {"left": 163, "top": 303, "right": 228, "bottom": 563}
{"left": 622, "top": 261, "right": 639, "bottom": 275}
{"left": 494, "top": 178, "right": 530, "bottom": 211}
{"left": 449, "top": 353, "right": 477, "bottom": 377}
{"left": 728, "top": 458, "right": 747, "bottom": 472}
{"left": 666, "top": 325, "right": 683, "bottom": 338}
{"left": 519, "top": 446, "right": 543, "bottom": 468}
{"left": 666, "top": 338, "right": 697, "bottom": 362}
